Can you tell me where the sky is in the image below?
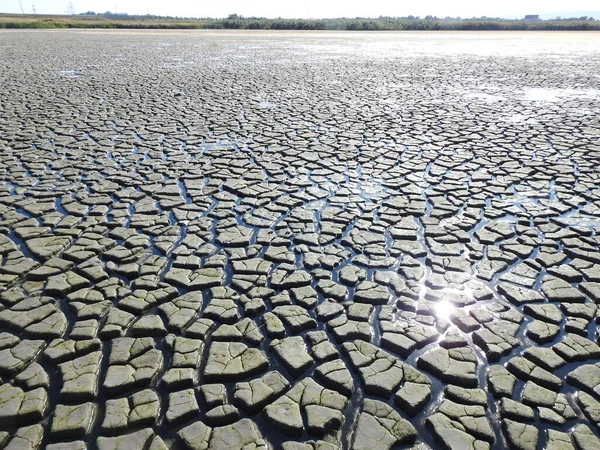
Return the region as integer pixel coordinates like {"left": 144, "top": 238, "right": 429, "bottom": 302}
{"left": 2, "top": 0, "right": 600, "bottom": 19}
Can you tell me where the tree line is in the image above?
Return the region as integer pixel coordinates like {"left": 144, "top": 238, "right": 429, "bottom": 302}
{"left": 1, "top": 13, "right": 598, "bottom": 30}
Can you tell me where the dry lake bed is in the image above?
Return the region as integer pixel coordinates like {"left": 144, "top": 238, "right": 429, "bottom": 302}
{"left": 1, "top": 29, "right": 600, "bottom": 450}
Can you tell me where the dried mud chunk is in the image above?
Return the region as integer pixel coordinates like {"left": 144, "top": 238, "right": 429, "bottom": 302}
{"left": 234, "top": 370, "right": 290, "bottom": 413}
{"left": 0, "top": 295, "right": 67, "bottom": 338}
{"left": 0, "top": 339, "right": 44, "bottom": 376}
{"left": 4, "top": 424, "right": 44, "bottom": 450}
{"left": 97, "top": 428, "right": 155, "bottom": 450}
{"left": 104, "top": 338, "right": 163, "bottom": 396}
{"left": 0, "top": 384, "right": 47, "bottom": 425}
{"left": 204, "top": 341, "right": 268, "bottom": 382}
{"left": 444, "top": 386, "right": 486, "bottom": 406}
{"left": 281, "top": 440, "right": 338, "bottom": 450}
{"left": 0, "top": 252, "right": 40, "bottom": 277}
{"left": 185, "top": 318, "right": 215, "bottom": 340}
{"left": 216, "top": 225, "right": 253, "bottom": 247}
{"left": 343, "top": 340, "right": 429, "bottom": 397}
{"left": 497, "top": 283, "right": 544, "bottom": 305}
{"left": 164, "top": 267, "right": 224, "bottom": 290}
{"left": 506, "top": 356, "right": 562, "bottom": 390}
{"left": 328, "top": 314, "right": 372, "bottom": 344}
{"left": 359, "top": 356, "right": 405, "bottom": 397}
{"left": 472, "top": 327, "right": 519, "bottom": 362}
{"left": 502, "top": 419, "right": 538, "bottom": 450}
{"left": 538, "top": 406, "right": 566, "bottom": 424}
{"left": 232, "top": 258, "right": 273, "bottom": 275}
{"left": 204, "top": 404, "right": 240, "bottom": 426}
{"left": 45, "top": 271, "right": 91, "bottom": 296}
{"left": 177, "top": 420, "right": 211, "bottom": 450}
{"left": 212, "top": 318, "right": 263, "bottom": 346}
{"left": 14, "top": 362, "right": 49, "bottom": 390}
{"left": 338, "top": 264, "right": 366, "bottom": 286}
{"left": 25, "top": 236, "right": 72, "bottom": 260}
{"left": 580, "top": 281, "right": 600, "bottom": 302}
{"left": 354, "top": 281, "right": 390, "bottom": 305}
{"left": 272, "top": 305, "right": 317, "bottom": 332}
{"left": 271, "top": 336, "right": 314, "bottom": 378}
{"left": 395, "top": 382, "right": 431, "bottom": 417}
{"left": 202, "top": 298, "right": 240, "bottom": 325}
{"left": 521, "top": 381, "right": 557, "bottom": 407}
{"left": 58, "top": 351, "right": 102, "bottom": 401}
{"left": 263, "top": 312, "right": 286, "bottom": 338}
{"left": 130, "top": 389, "right": 160, "bottom": 427}
{"left": 316, "top": 279, "right": 348, "bottom": 301}
{"left": 541, "top": 276, "right": 585, "bottom": 303}
{"left": 166, "top": 334, "right": 204, "bottom": 368}
{"left": 131, "top": 315, "right": 167, "bottom": 337}
{"left": 417, "top": 347, "right": 478, "bottom": 387}
{"left": 100, "top": 308, "right": 135, "bottom": 338}
{"left": 314, "top": 359, "right": 354, "bottom": 397}
{"left": 158, "top": 292, "right": 204, "bottom": 331}
{"left": 102, "top": 397, "right": 129, "bottom": 432}
{"left": 567, "top": 362, "right": 600, "bottom": 397}
{"left": 546, "top": 430, "right": 576, "bottom": 450}
{"left": 51, "top": 402, "right": 96, "bottom": 438}
{"left": 487, "top": 365, "right": 516, "bottom": 398}
{"left": 382, "top": 321, "right": 439, "bottom": 349}
{"left": 426, "top": 411, "right": 490, "bottom": 450}
{"left": 200, "top": 384, "right": 227, "bottom": 409}
{"left": 290, "top": 285, "right": 318, "bottom": 309}
{"left": 523, "top": 303, "right": 563, "bottom": 324}
{"left": 264, "top": 245, "right": 295, "bottom": 264}
{"left": 573, "top": 423, "right": 600, "bottom": 450}
{"left": 264, "top": 377, "right": 347, "bottom": 437}
{"left": 271, "top": 268, "right": 312, "bottom": 289}
{"left": 499, "top": 398, "right": 534, "bottom": 421}
{"left": 46, "top": 442, "right": 87, "bottom": 450}
{"left": 166, "top": 388, "right": 199, "bottom": 427}
{"left": 27, "top": 257, "right": 74, "bottom": 280}
{"left": 436, "top": 399, "right": 494, "bottom": 442}
{"left": 351, "top": 399, "right": 416, "bottom": 450}
{"left": 553, "top": 333, "right": 600, "bottom": 361}
{"left": 43, "top": 338, "right": 101, "bottom": 364}
{"left": 209, "top": 418, "right": 267, "bottom": 450}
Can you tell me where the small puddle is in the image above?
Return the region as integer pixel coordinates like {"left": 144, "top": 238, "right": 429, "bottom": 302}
{"left": 57, "top": 69, "right": 84, "bottom": 78}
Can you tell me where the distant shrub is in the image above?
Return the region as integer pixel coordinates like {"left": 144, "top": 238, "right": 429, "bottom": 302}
{"left": 1, "top": 14, "right": 599, "bottom": 31}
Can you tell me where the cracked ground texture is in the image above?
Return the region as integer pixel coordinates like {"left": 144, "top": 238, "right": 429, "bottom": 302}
{"left": 0, "top": 29, "right": 599, "bottom": 450}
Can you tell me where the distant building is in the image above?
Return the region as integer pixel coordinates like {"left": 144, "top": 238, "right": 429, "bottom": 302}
{"left": 523, "top": 15, "right": 540, "bottom": 21}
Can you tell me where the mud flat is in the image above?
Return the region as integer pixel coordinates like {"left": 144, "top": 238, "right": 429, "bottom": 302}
{"left": 0, "top": 30, "right": 600, "bottom": 449}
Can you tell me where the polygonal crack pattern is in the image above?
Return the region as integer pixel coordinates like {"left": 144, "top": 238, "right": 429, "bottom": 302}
{"left": 0, "top": 30, "right": 599, "bottom": 450}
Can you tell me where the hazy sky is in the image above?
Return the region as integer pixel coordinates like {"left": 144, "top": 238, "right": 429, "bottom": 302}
{"left": 3, "top": 0, "right": 600, "bottom": 19}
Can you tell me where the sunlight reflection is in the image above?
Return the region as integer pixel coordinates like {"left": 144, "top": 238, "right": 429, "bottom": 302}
{"left": 433, "top": 300, "right": 455, "bottom": 321}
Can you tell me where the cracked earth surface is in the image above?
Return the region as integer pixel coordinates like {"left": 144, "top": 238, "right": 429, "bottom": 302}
{"left": 0, "top": 30, "right": 600, "bottom": 450}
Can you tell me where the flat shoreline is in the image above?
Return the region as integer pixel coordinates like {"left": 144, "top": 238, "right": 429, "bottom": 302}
{"left": 2, "top": 13, "right": 600, "bottom": 31}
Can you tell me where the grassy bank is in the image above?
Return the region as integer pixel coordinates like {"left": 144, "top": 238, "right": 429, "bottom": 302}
{"left": 0, "top": 14, "right": 210, "bottom": 29}
{"left": 1, "top": 14, "right": 599, "bottom": 31}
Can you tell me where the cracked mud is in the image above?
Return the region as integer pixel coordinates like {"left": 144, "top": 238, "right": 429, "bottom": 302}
{"left": 0, "top": 30, "right": 600, "bottom": 450}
